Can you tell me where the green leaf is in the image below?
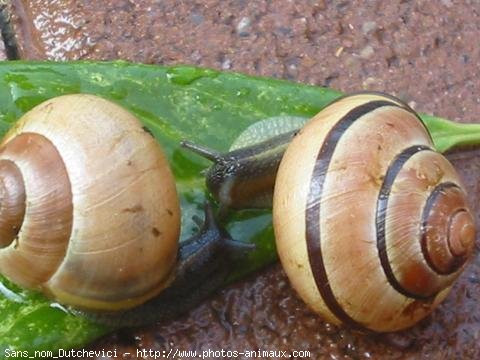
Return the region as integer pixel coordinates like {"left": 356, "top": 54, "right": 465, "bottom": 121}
{"left": 420, "top": 113, "right": 480, "bottom": 153}
{"left": 0, "top": 61, "right": 478, "bottom": 356}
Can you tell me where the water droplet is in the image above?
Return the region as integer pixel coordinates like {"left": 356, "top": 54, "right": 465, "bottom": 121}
{"left": 235, "top": 88, "right": 250, "bottom": 97}
{"left": 90, "top": 73, "right": 105, "bottom": 83}
{"left": 166, "top": 67, "right": 217, "bottom": 85}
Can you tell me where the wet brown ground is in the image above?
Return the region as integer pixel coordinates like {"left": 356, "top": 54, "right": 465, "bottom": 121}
{"left": 2, "top": 0, "right": 480, "bottom": 359}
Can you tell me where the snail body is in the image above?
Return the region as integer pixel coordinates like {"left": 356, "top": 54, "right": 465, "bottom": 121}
{"left": 181, "top": 116, "right": 307, "bottom": 211}
{"left": 273, "top": 93, "right": 475, "bottom": 332}
{"left": 181, "top": 131, "right": 295, "bottom": 211}
{"left": 0, "top": 94, "right": 246, "bottom": 325}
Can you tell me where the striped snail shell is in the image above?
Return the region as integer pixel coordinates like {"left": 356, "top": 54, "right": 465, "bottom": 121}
{"left": 273, "top": 93, "right": 476, "bottom": 332}
{"left": 0, "top": 94, "right": 180, "bottom": 312}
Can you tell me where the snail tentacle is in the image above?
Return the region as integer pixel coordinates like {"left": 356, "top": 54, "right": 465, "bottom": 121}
{"left": 180, "top": 140, "right": 224, "bottom": 162}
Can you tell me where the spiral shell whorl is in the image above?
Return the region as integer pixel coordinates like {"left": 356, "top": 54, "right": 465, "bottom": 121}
{"left": 273, "top": 93, "right": 475, "bottom": 332}
{"left": 0, "top": 160, "right": 26, "bottom": 248}
{"left": 0, "top": 94, "right": 180, "bottom": 311}
{"left": 0, "top": 132, "right": 73, "bottom": 287}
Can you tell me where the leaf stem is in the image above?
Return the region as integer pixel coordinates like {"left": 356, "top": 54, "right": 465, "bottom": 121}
{"left": 420, "top": 113, "right": 480, "bottom": 153}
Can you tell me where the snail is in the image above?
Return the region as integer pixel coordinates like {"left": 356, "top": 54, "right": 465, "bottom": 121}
{"left": 0, "top": 94, "right": 249, "bottom": 327}
{"left": 183, "top": 92, "right": 476, "bottom": 332}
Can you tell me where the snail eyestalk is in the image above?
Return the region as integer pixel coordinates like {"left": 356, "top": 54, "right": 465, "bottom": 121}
{"left": 180, "top": 140, "right": 224, "bottom": 162}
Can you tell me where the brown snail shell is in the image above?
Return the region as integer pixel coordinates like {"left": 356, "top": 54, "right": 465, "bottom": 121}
{"left": 0, "top": 94, "right": 180, "bottom": 312}
{"left": 273, "top": 93, "right": 476, "bottom": 332}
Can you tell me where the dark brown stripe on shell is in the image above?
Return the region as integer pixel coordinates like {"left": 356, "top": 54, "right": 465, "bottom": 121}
{"left": 327, "top": 91, "right": 432, "bottom": 141}
{"left": 376, "top": 145, "right": 433, "bottom": 300}
{"left": 421, "top": 182, "right": 463, "bottom": 275}
{"left": 305, "top": 100, "right": 400, "bottom": 329}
